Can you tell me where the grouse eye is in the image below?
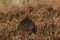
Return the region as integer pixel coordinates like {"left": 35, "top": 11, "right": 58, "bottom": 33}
{"left": 27, "top": 6, "right": 34, "bottom": 12}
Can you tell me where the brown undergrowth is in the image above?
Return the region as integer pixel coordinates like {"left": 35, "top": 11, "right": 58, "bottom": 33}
{"left": 0, "top": 2, "right": 60, "bottom": 40}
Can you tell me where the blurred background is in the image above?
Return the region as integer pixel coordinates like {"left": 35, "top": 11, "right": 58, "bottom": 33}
{"left": 0, "top": 0, "right": 60, "bottom": 7}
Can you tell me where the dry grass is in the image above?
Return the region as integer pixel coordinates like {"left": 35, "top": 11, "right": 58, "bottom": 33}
{"left": 0, "top": 2, "right": 60, "bottom": 40}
